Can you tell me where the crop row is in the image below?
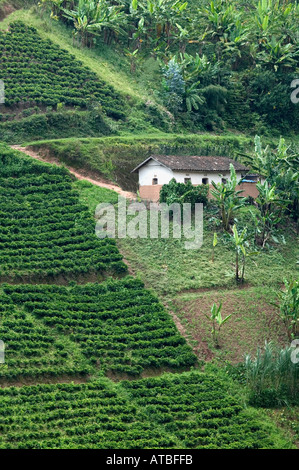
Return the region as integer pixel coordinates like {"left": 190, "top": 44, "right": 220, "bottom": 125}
{"left": 0, "top": 373, "right": 281, "bottom": 449}
{"left": 0, "top": 146, "right": 127, "bottom": 279}
{"left": 2, "top": 279, "right": 197, "bottom": 376}
{"left": 0, "top": 296, "right": 91, "bottom": 380}
{"left": 0, "top": 22, "right": 126, "bottom": 119}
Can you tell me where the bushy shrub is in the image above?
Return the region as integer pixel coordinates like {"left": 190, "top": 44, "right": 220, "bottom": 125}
{"left": 159, "top": 178, "right": 209, "bottom": 208}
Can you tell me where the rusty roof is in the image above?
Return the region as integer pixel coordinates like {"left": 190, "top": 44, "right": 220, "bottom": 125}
{"left": 131, "top": 155, "right": 249, "bottom": 173}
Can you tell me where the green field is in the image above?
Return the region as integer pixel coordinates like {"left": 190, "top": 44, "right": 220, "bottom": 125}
{"left": 0, "top": 0, "right": 298, "bottom": 451}
{"left": 0, "top": 144, "right": 127, "bottom": 281}
{"left": 2, "top": 279, "right": 197, "bottom": 379}
{"left": 0, "top": 372, "right": 295, "bottom": 449}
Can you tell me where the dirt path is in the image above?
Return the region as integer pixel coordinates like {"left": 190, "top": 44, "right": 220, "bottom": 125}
{"left": 11, "top": 145, "right": 137, "bottom": 200}
{"left": 163, "top": 301, "right": 213, "bottom": 362}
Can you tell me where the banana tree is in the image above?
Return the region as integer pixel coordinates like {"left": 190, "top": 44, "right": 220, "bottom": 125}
{"left": 200, "top": 0, "right": 241, "bottom": 41}
{"left": 256, "top": 36, "right": 297, "bottom": 71}
{"left": 134, "top": 0, "right": 188, "bottom": 47}
{"left": 185, "top": 82, "right": 205, "bottom": 111}
{"left": 273, "top": 279, "right": 299, "bottom": 341}
{"left": 240, "top": 136, "right": 298, "bottom": 224}
{"left": 231, "top": 224, "right": 247, "bottom": 283}
{"left": 211, "top": 163, "right": 246, "bottom": 232}
{"left": 205, "top": 302, "right": 231, "bottom": 347}
{"left": 255, "top": 180, "right": 288, "bottom": 247}
{"left": 211, "top": 231, "right": 218, "bottom": 263}
{"left": 62, "top": 0, "right": 127, "bottom": 46}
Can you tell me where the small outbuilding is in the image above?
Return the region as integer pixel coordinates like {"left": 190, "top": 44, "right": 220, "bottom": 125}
{"left": 132, "top": 154, "right": 262, "bottom": 202}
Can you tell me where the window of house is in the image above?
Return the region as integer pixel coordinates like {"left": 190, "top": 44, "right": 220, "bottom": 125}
{"left": 202, "top": 178, "right": 209, "bottom": 185}
{"left": 152, "top": 178, "right": 158, "bottom": 185}
{"left": 184, "top": 177, "right": 191, "bottom": 184}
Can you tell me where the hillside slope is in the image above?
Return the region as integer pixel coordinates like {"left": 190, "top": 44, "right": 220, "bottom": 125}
{"left": 0, "top": 7, "right": 173, "bottom": 141}
{"left": 0, "top": 2, "right": 298, "bottom": 452}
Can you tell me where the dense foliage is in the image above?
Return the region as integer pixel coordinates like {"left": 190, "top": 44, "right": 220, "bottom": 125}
{"left": 0, "top": 144, "right": 127, "bottom": 280}
{"left": 0, "top": 290, "right": 90, "bottom": 380}
{"left": 41, "top": 0, "right": 299, "bottom": 133}
{"left": 159, "top": 177, "right": 209, "bottom": 207}
{"left": 2, "top": 278, "right": 197, "bottom": 376}
{"left": 0, "top": 372, "right": 290, "bottom": 449}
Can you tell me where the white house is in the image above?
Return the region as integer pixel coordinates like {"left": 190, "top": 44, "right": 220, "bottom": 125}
{"left": 132, "top": 154, "right": 261, "bottom": 202}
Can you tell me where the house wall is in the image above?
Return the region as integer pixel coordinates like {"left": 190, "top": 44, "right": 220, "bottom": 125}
{"left": 137, "top": 161, "right": 260, "bottom": 202}
{"left": 237, "top": 182, "right": 260, "bottom": 199}
{"left": 139, "top": 185, "right": 163, "bottom": 202}
{"left": 172, "top": 170, "right": 242, "bottom": 185}
{"left": 139, "top": 163, "right": 243, "bottom": 186}
{"left": 139, "top": 183, "right": 260, "bottom": 202}
{"left": 139, "top": 161, "right": 174, "bottom": 186}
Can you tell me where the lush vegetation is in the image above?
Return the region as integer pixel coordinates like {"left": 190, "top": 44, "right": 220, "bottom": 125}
{"left": 3, "top": 278, "right": 197, "bottom": 377}
{"left": 0, "top": 0, "right": 297, "bottom": 450}
{"left": 26, "top": 133, "right": 254, "bottom": 190}
{"left": 40, "top": 0, "right": 299, "bottom": 134}
{"left": 0, "top": 288, "right": 90, "bottom": 382}
{"left": 0, "top": 144, "right": 127, "bottom": 280}
{"left": 159, "top": 177, "right": 209, "bottom": 207}
{"left": 0, "top": 372, "right": 294, "bottom": 449}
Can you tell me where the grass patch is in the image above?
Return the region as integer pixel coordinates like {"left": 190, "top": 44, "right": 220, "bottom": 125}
{"left": 73, "top": 180, "right": 120, "bottom": 211}
{"left": 27, "top": 133, "right": 256, "bottom": 190}
{"left": 117, "top": 218, "right": 298, "bottom": 295}
{"left": 264, "top": 407, "right": 299, "bottom": 447}
{"left": 170, "top": 286, "right": 289, "bottom": 364}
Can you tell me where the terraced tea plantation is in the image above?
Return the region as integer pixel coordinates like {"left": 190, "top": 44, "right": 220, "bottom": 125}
{"left": 0, "top": 21, "right": 126, "bottom": 120}
{"left": 0, "top": 144, "right": 295, "bottom": 449}
{"left": 0, "top": 291, "right": 90, "bottom": 381}
{"left": 2, "top": 278, "right": 196, "bottom": 378}
{"left": 0, "top": 145, "right": 126, "bottom": 280}
{"left": 0, "top": 373, "right": 287, "bottom": 449}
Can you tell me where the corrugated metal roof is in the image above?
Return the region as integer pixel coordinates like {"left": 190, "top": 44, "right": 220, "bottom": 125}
{"left": 131, "top": 155, "right": 249, "bottom": 173}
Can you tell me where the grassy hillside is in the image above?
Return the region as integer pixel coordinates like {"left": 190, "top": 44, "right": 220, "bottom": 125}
{"left": 0, "top": 7, "right": 173, "bottom": 141}
{"left": 27, "top": 133, "right": 256, "bottom": 190}
{"left": 0, "top": 1, "right": 298, "bottom": 452}
{"left": 0, "top": 5, "right": 149, "bottom": 100}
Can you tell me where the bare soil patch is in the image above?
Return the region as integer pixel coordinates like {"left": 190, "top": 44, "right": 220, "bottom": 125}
{"left": 0, "top": 3, "right": 15, "bottom": 21}
{"left": 172, "top": 288, "right": 288, "bottom": 364}
{"left": 0, "top": 374, "right": 91, "bottom": 389}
